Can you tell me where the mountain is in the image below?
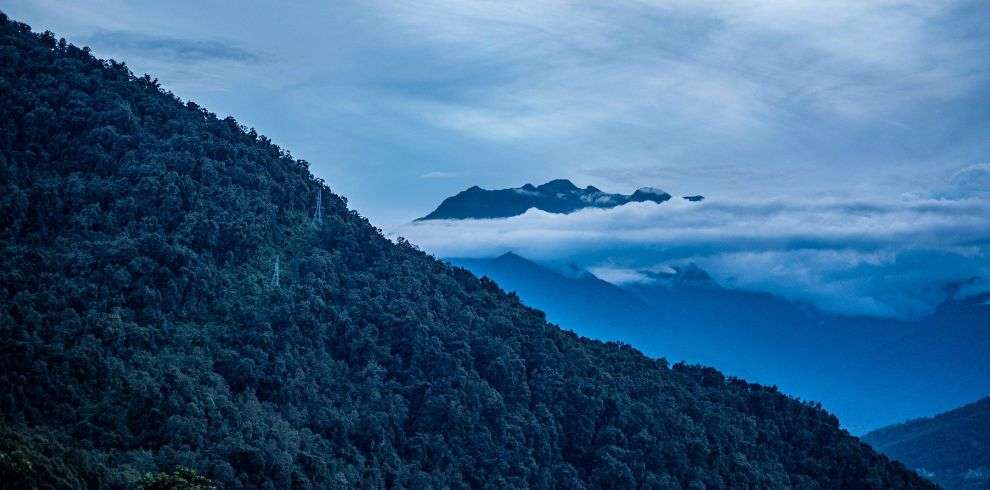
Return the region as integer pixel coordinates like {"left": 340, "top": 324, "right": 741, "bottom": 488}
{"left": 418, "top": 179, "right": 674, "bottom": 220}
{"left": 863, "top": 397, "right": 990, "bottom": 489}
{"left": 448, "top": 253, "right": 661, "bottom": 346}
{"left": 453, "top": 254, "right": 990, "bottom": 434}
{"left": 0, "top": 13, "right": 932, "bottom": 488}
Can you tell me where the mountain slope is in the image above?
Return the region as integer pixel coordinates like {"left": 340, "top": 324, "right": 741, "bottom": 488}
{"left": 863, "top": 397, "right": 990, "bottom": 489}
{"left": 0, "top": 13, "right": 932, "bottom": 489}
{"left": 419, "top": 180, "right": 673, "bottom": 220}
{"left": 448, "top": 253, "right": 664, "bottom": 348}
{"left": 454, "top": 254, "right": 990, "bottom": 433}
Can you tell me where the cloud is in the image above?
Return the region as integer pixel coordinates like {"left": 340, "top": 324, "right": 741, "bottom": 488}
{"left": 83, "top": 30, "right": 261, "bottom": 63}
{"left": 419, "top": 171, "right": 461, "bottom": 180}
{"left": 376, "top": 0, "right": 987, "bottom": 144}
{"left": 587, "top": 267, "right": 655, "bottom": 285}
{"left": 396, "top": 178, "right": 990, "bottom": 318}
{"left": 941, "top": 163, "right": 990, "bottom": 198}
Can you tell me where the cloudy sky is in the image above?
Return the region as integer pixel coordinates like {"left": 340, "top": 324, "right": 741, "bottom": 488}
{"left": 7, "top": 1, "right": 989, "bottom": 317}
{"left": 7, "top": 0, "right": 989, "bottom": 225}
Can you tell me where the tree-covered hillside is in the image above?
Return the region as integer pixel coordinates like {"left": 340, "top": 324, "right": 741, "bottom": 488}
{"left": 863, "top": 397, "right": 990, "bottom": 489}
{"left": 0, "top": 12, "right": 933, "bottom": 489}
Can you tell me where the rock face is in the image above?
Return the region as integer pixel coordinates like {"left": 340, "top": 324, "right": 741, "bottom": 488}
{"left": 418, "top": 179, "right": 674, "bottom": 220}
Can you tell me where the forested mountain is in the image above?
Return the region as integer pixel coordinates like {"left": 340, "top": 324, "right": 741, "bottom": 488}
{"left": 418, "top": 180, "right": 675, "bottom": 220}
{"left": 453, "top": 254, "right": 990, "bottom": 433}
{"left": 0, "top": 13, "right": 933, "bottom": 488}
{"left": 863, "top": 397, "right": 990, "bottom": 489}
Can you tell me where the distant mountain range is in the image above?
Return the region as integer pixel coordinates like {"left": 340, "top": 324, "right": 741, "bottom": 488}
{"left": 864, "top": 397, "right": 990, "bottom": 489}
{"left": 419, "top": 179, "right": 691, "bottom": 220}
{"left": 450, "top": 253, "right": 654, "bottom": 344}
{"left": 448, "top": 252, "right": 990, "bottom": 434}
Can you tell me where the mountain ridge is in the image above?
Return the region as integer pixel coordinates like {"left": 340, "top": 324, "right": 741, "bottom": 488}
{"left": 863, "top": 397, "right": 990, "bottom": 489}
{"left": 418, "top": 179, "right": 679, "bottom": 220}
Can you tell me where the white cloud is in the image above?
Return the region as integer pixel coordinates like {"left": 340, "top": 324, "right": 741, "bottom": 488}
{"left": 587, "top": 266, "right": 654, "bottom": 285}
{"left": 396, "top": 185, "right": 990, "bottom": 318}
{"left": 942, "top": 163, "right": 990, "bottom": 198}
{"left": 377, "top": 0, "right": 984, "bottom": 143}
{"left": 419, "top": 171, "right": 461, "bottom": 179}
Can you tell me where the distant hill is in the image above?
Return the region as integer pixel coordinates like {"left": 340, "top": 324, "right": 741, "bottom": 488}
{"left": 0, "top": 13, "right": 932, "bottom": 488}
{"left": 863, "top": 397, "right": 990, "bottom": 489}
{"left": 448, "top": 253, "right": 662, "bottom": 347}
{"left": 453, "top": 253, "right": 990, "bottom": 433}
{"left": 418, "top": 179, "right": 675, "bottom": 220}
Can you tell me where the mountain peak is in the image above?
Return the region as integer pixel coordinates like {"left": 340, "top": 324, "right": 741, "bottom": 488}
{"left": 634, "top": 186, "right": 667, "bottom": 195}
{"left": 628, "top": 187, "right": 673, "bottom": 204}
{"left": 496, "top": 251, "right": 527, "bottom": 262}
{"left": 419, "top": 179, "right": 685, "bottom": 220}
{"left": 537, "top": 179, "right": 579, "bottom": 193}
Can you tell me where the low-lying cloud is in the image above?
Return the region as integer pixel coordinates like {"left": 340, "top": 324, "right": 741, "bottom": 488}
{"left": 396, "top": 186, "right": 990, "bottom": 318}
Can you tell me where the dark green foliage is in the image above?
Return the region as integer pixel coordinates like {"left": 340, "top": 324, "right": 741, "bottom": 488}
{"left": 0, "top": 12, "right": 933, "bottom": 489}
{"left": 864, "top": 397, "right": 990, "bottom": 489}
{"left": 138, "top": 467, "right": 216, "bottom": 490}
{"left": 0, "top": 423, "right": 86, "bottom": 489}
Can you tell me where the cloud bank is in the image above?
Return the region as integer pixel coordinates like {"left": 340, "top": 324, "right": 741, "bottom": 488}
{"left": 397, "top": 182, "right": 990, "bottom": 318}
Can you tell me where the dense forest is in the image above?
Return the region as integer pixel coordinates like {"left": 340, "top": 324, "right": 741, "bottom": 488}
{"left": 0, "top": 12, "right": 934, "bottom": 489}
{"left": 864, "top": 397, "right": 990, "bottom": 489}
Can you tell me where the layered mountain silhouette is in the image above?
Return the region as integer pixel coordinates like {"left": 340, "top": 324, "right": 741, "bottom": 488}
{"left": 418, "top": 179, "right": 675, "bottom": 220}
{"left": 449, "top": 253, "right": 654, "bottom": 345}
{"left": 451, "top": 253, "right": 990, "bottom": 434}
{"left": 0, "top": 14, "right": 933, "bottom": 488}
{"left": 864, "top": 397, "right": 990, "bottom": 489}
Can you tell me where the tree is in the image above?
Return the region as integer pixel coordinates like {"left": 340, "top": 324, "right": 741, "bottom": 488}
{"left": 137, "top": 467, "right": 216, "bottom": 490}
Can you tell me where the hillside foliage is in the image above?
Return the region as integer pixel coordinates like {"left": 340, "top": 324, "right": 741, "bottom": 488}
{"left": 864, "top": 397, "right": 990, "bottom": 489}
{"left": 0, "top": 12, "right": 933, "bottom": 489}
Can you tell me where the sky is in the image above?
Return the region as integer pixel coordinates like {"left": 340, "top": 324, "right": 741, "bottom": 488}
{"left": 5, "top": 1, "right": 989, "bottom": 318}
{"left": 6, "top": 0, "right": 990, "bottom": 226}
